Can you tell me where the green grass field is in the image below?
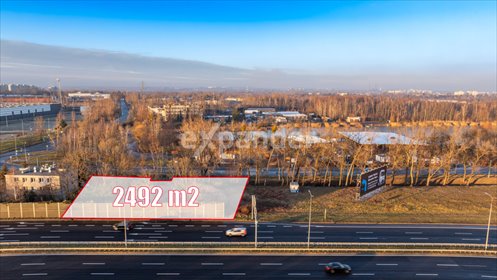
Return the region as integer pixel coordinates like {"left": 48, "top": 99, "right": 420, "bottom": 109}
{"left": 240, "top": 183, "right": 497, "bottom": 224}
{"left": 0, "top": 134, "right": 46, "bottom": 154}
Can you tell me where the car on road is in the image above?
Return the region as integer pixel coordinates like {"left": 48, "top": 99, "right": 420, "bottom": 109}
{"left": 112, "top": 221, "right": 135, "bottom": 231}
{"left": 324, "top": 262, "right": 352, "bottom": 274}
{"left": 225, "top": 227, "right": 247, "bottom": 237}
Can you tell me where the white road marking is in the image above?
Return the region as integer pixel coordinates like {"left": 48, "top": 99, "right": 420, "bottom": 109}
{"left": 464, "top": 265, "right": 487, "bottom": 268}
{"left": 157, "top": 273, "right": 180, "bottom": 276}
{"left": 356, "top": 232, "right": 373, "bottom": 234}
{"left": 217, "top": 225, "right": 227, "bottom": 227}
{"left": 283, "top": 225, "right": 292, "bottom": 228}
{"left": 376, "top": 264, "right": 398, "bottom": 266}
{"left": 455, "top": 232, "right": 473, "bottom": 235}
{"left": 129, "top": 233, "right": 162, "bottom": 236}
{"left": 85, "top": 225, "right": 95, "bottom": 227}
{"left": 288, "top": 273, "right": 311, "bottom": 276}
{"left": 68, "top": 225, "right": 78, "bottom": 227}
{"left": 258, "top": 236, "right": 274, "bottom": 239}
{"left": 481, "top": 276, "right": 497, "bottom": 279}
{"left": 359, "top": 237, "right": 378, "bottom": 240}
{"left": 40, "top": 236, "right": 60, "bottom": 239}
{"left": 155, "top": 230, "right": 172, "bottom": 233}
{"left": 201, "top": 225, "right": 211, "bottom": 227}
{"left": 102, "top": 225, "right": 112, "bottom": 227}
{"left": 405, "top": 232, "right": 423, "bottom": 234}
{"left": 410, "top": 238, "right": 429, "bottom": 240}
{"left": 310, "top": 237, "right": 326, "bottom": 240}
{"left": 21, "top": 263, "right": 46, "bottom": 266}
{"left": 151, "top": 236, "right": 168, "bottom": 239}
{"left": 94, "top": 236, "right": 114, "bottom": 239}
{"left": 22, "top": 273, "right": 47, "bottom": 276}
{"left": 223, "top": 273, "right": 246, "bottom": 276}
{"left": 201, "top": 263, "right": 224, "bottom": 266}
{"left": 50, "top": 225, "right": 61, "bottom": 227}
{"left": 142, "top": 263, "right": 165, "bottom": 266}
{"left": 260, "top": 263, "right": 283, "bottom": 266}
{"left": 168, "top": 225, "right": 178, "bottom": 227}
{"left": 267, "top": 225, "right": 276, "bottom": 228}
{"left": 185, "top": 225, "right": 194, "bottom": 227}
{"left": 312, "top": 231, "right": 324, "bottom": 234}
{"left": 202, "top": 236, "right": 221, "bottom": 239}
{"left": 0, "top": 233, "right": 29, "bottom": 236}
{"left": 462, "top": 238, "right": 481, "bottom": 241}
{"left": 83, "top": 263, "right": 106, "bottom": 265}
{"left": 353, "top": 273, "right": 375, "bottom": 276}
{"left": 416, "top": 274, "right": 438, "bottom": 276}
{"left": 437, "top": 264, "right": 459, "bottom": 267}
{"left": 50, "top": 230, "right": 69, "bottom": 233}
{"left": 90, "top": 273, "right": 114, "bottom": 276}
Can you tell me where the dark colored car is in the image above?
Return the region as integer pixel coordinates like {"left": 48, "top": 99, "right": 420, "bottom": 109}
{"left": 324, "top": 262, "right": 352, "bottom": 274}
{"left": 112, "top": 221, "right": 135, "bottom": 231}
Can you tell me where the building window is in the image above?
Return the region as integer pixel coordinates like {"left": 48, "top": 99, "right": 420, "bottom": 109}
{"left": 31, "top": 178, "right": 35, "bottom": 183}
{"left": 14, "top": 178, "right": 19, "bottom": 182}
{"left": 22, "top": 178, "right": 27, "bottom": 182}
{"left": 39, "top": 178, "right": 43, "bottom": 183}
{"left": 47, "top": 178, "right": 51, "bottom": 183}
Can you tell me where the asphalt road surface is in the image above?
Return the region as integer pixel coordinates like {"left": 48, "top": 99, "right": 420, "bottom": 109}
{"left": 1, "top": 221, "right": 495, "bottom": 244}
{"left": 1, "top": 254, "right": 495, "bottom": 279}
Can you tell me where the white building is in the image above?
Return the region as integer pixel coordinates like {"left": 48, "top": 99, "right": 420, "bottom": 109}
{"left": 67, "top": 92, "right": 111, "bottom": 100}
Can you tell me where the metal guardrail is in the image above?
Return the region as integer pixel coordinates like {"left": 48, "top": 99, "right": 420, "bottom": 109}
{"left": 1, "top": 242, "right": 495, "bottom": 255}
{"left": 1, "top": 241, "right": 496, "bottom": 249}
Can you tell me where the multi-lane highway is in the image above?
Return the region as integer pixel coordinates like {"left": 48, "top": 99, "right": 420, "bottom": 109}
{"left": 1, "top": 254, "right": 495, "bottom": 279}
{"left": 1, "top": 221, "right": 495, "bottom": 244}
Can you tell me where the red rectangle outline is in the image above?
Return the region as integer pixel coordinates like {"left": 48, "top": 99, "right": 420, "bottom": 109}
{"left": 60, "top": 175, "right": 249, "bottom": 221}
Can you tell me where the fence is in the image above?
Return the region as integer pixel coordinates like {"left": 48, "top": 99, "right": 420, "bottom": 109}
{"left": 0, "top": 202, "right": 70, "bottom": 219}
{"left": 1, "top": 241, "right": 495, "bottom": 255}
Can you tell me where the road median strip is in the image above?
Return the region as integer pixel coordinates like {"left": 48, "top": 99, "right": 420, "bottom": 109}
{"left": 1, "top": 241, "right": 496, "bottom": 255}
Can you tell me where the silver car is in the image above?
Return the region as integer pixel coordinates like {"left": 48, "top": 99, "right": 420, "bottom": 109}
{"left": 225, "top": 227, "right": 247, "bottom": 237}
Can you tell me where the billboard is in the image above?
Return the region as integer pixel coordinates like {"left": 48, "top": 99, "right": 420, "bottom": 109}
{"left": 62, "top": 176, "right": 248, "bottom": 220}
{"left": 359, "top": 166, "right": 387, "bottom": 196}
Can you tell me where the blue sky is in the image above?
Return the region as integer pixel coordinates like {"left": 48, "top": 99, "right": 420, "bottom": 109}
{"left": 0, "top": 0, "right": 496, "bottom": 90}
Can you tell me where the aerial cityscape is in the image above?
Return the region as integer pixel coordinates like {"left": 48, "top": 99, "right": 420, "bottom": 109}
{"left": 0, "top": 1, "right": 496, "bottom": 279}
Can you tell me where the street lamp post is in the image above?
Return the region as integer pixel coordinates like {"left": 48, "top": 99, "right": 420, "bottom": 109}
{"left": 307, "top": 190, "right": 313, "bottom": 249}
{"left": 252, "top": 195, "right": 258, "bottom": 248}
{"left": 484, "top": 192, "right": 494, "bottom": 251}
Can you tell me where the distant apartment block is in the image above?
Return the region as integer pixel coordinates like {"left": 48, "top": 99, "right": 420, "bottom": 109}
{"left": 148, "top": 103, "right": 203, "bottom": 121}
